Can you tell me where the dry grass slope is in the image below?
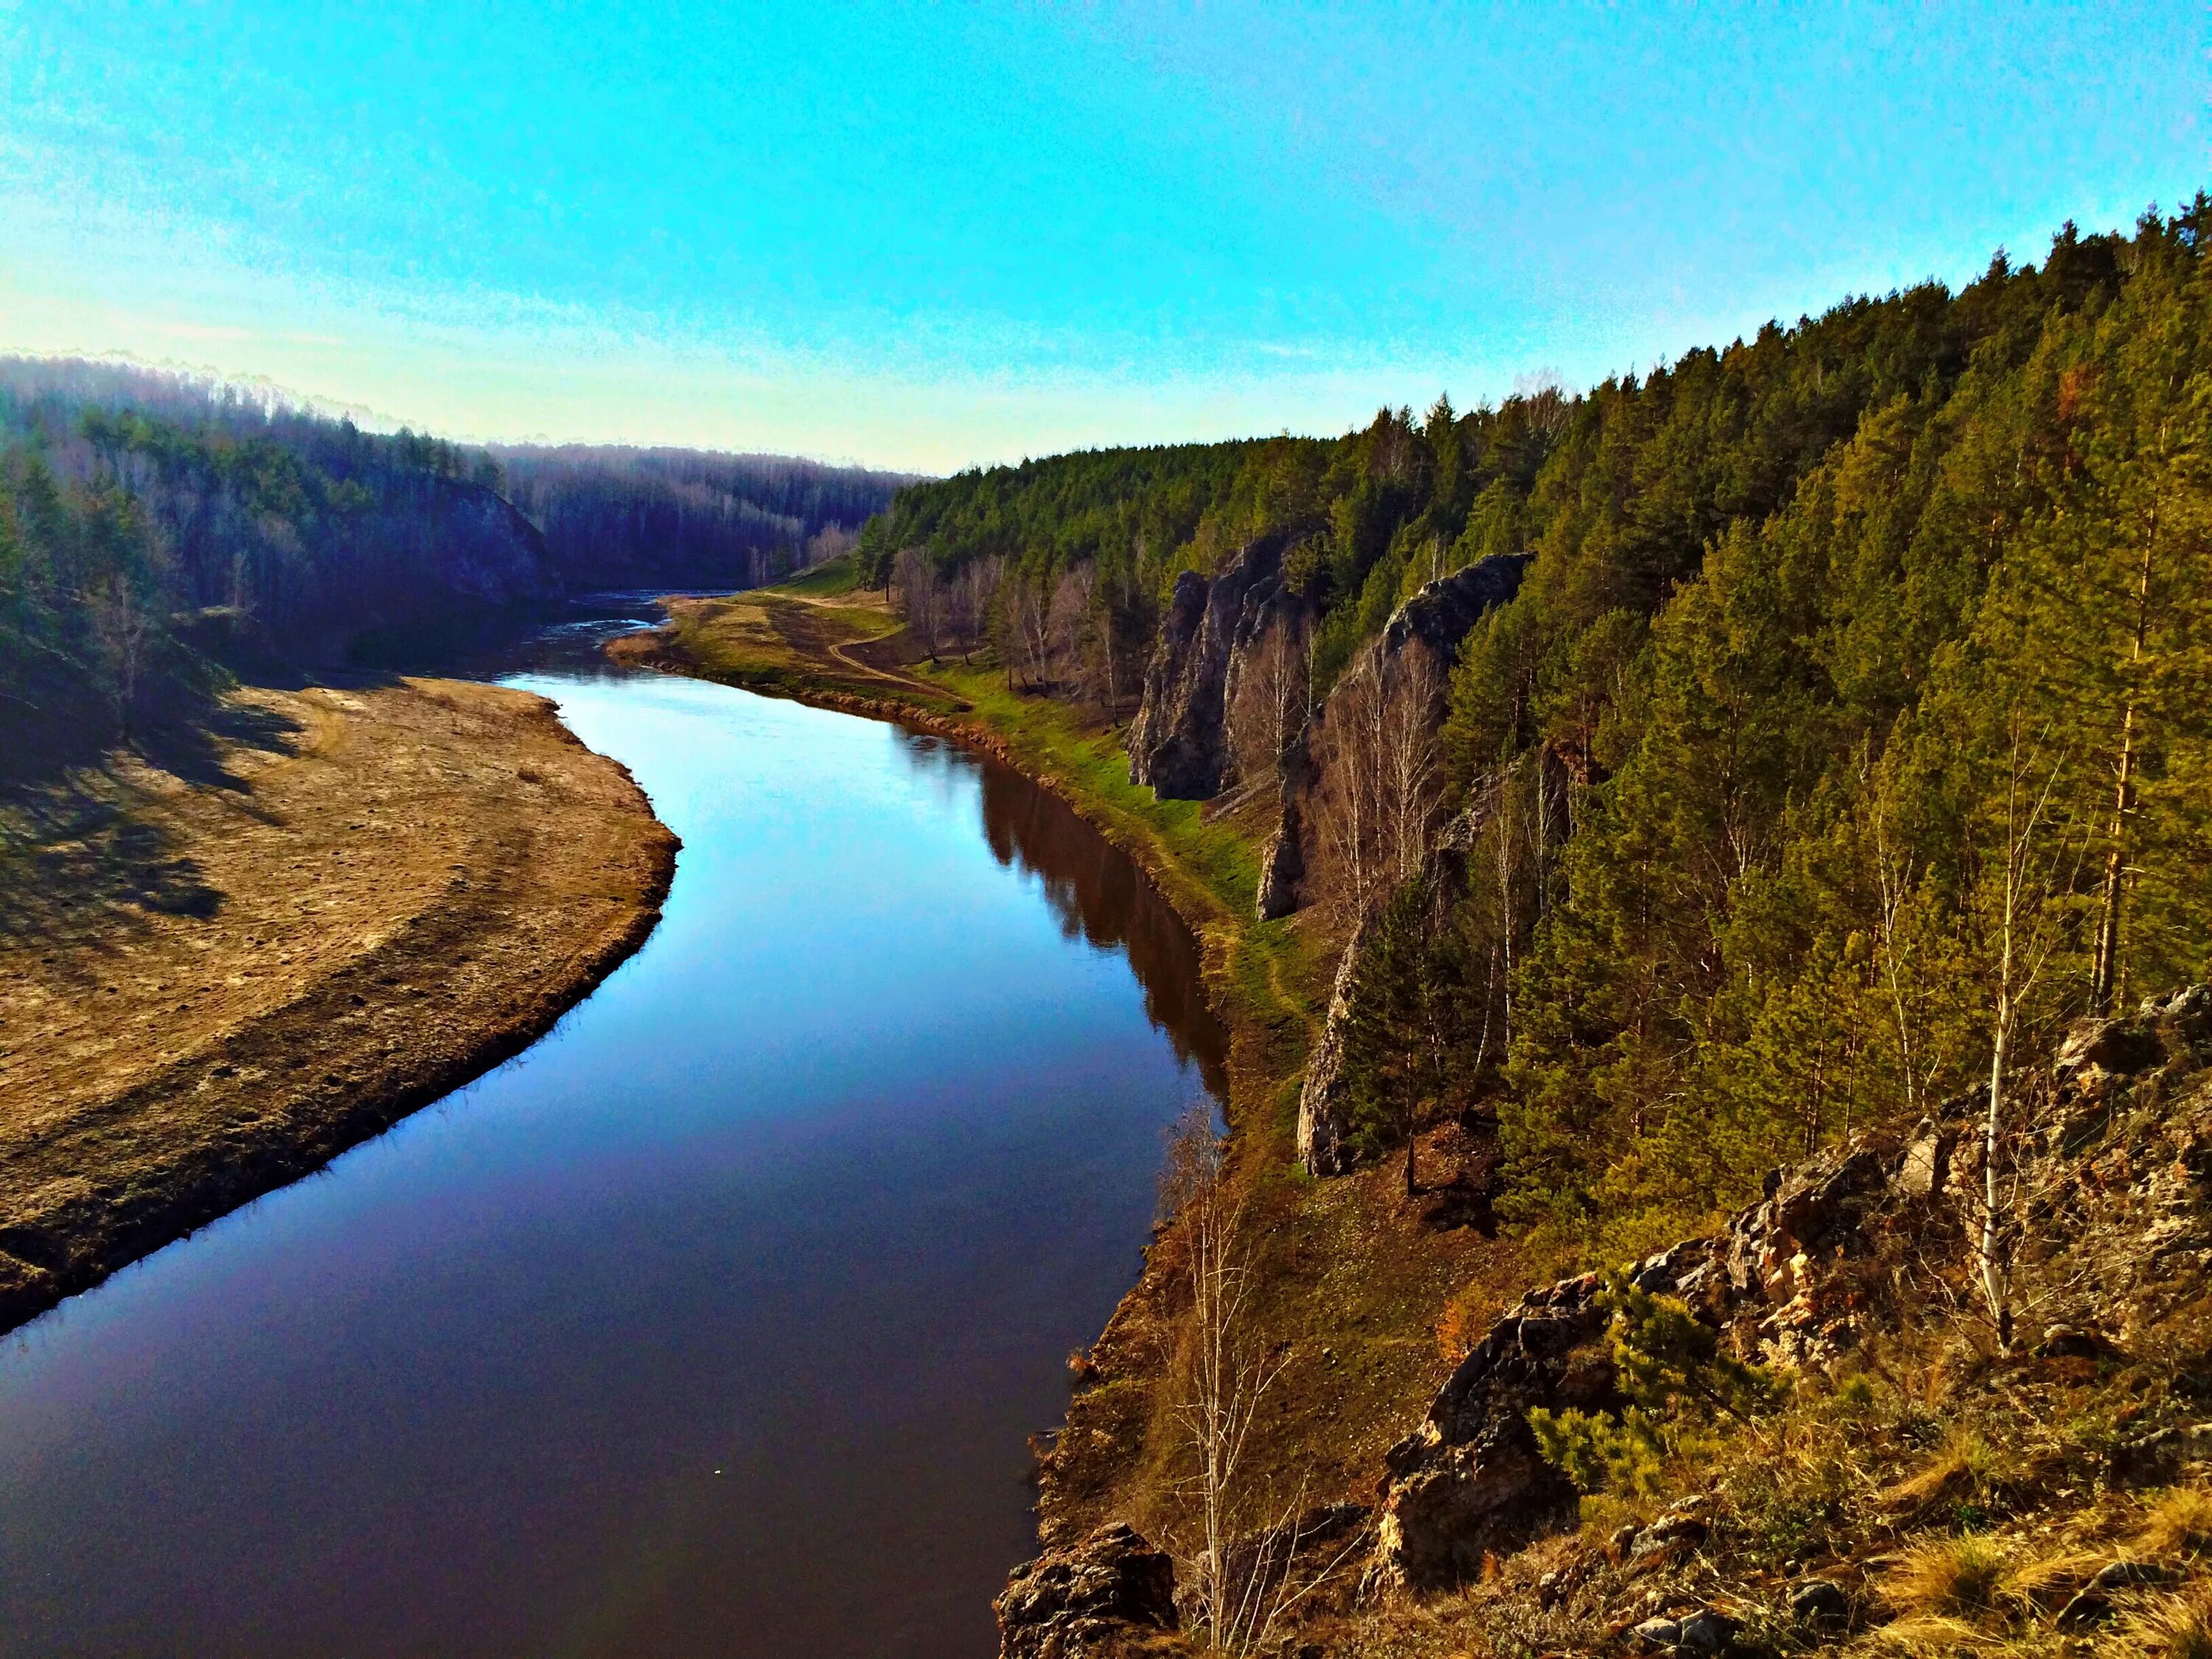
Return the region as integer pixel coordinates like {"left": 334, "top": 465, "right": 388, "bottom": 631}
{"left": 0, "top": 675, "right": 675, "bottom": 1333}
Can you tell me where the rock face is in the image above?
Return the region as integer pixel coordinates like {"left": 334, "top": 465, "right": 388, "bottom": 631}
{"left": 1295, "top": 902, "right": 1379, "bottom": 1176}
{"left": 1380, "top": 553, "right": 1528, "bottom": 669}
{"left": 1375, "top": 994, "right": 2212, "bottom": 1594}
{"left": 1376, "top": 1273, "right": 1621, "bottom": 1590}
{"left": 1263, "top": 554, "right": 1529, "bottom": 919}
{"left": 996, "top": 1523, "right": 1186, "bottom": 1659}
{"left": 1256, "top": 721, "right": 1314, "bottom": 922}
{"left": 1126, "top": 534, "right": 1302, "bottom": 800}
{"left": 1376, "top": 1138, "right": 1930, "bottom": 1590}
{"left": 437, "top": 479, "right": 564, "bottom": 609}
{"left": 1294, "top": 806, "right": 1484, "bottom": 1173}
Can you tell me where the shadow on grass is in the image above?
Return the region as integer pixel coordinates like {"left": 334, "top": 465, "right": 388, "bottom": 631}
{"left": 0, "top": 675, "right": 319, "bottom": 952}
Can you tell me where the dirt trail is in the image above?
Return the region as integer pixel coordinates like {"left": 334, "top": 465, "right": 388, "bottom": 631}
{"left": 0, "top": 676, "right": 675, "bottom": 1334}
{"left": 613, "top": 588, "right": 961, "bottom": 706}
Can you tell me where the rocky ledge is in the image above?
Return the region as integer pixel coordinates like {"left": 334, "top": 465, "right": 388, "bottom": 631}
{"left": 1378, "top": 983, "right": 2212, "bottom": 1594}
{"left": 996, "top": 1523, "right": 1187, "bottom": 1659}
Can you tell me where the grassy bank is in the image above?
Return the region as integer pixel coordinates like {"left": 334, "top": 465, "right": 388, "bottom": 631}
{"left": 619, "top": 569, "right": 1527, "bottom": 1569}
{"left": 0, "top": 675, "right": 676, "bottom": 1335}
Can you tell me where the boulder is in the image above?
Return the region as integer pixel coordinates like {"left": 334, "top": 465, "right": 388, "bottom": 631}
{"left": 1372, "top": 987, "right": 2212, "bottom": 1604}
{"left": 1674, "top": 1610, "right": 1739, "bottom": 1655}
{"left": 1379, "top": 1143, "right": 1907, "bottom": 1590}
{"left": 2054, "top": 1015, "right": 2163, "bottom": 1092}
{"left": 1374, "top": 1275, "right": 1620, "bottom": 1590}
{"left": 996, "top": 1523, "right": 1186, "bottom": 1659}
{"left": 1723, "top": 1147, "right": 1891, "bottom": 1367}
{"left": 1789, "top": 1577, "right": 1851, "bottom": 1632}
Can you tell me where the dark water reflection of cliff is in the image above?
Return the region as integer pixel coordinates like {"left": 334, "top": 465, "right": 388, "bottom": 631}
{"left": 956, "top": 742, "right": 1230, "bottom": 1101}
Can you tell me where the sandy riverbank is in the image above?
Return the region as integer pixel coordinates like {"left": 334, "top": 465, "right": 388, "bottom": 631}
{"left": 0, "top": 675, "right": 677, "bottom": 1335}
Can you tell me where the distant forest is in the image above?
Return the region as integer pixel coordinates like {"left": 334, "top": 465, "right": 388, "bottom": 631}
{"left": 0, "top": 358, "right": 905, "bottom": 773}
{"left": 496, "top": 445, "right": 911, "bottom": 590}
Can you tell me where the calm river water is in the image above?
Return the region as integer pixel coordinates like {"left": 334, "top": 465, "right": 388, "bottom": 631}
{"left": 0, "top": 629, "right": 1224, "bottom": 1657}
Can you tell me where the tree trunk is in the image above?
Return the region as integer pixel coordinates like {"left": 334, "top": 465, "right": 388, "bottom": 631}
{"left": 2093, "top": 498, "right": 2158, "bottom": 1012}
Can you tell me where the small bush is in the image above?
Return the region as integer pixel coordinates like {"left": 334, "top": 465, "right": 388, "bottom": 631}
{"left": 1528, "top": 1270, "right": 1776, "bottom": 1495}
{"left": 2140, "top": 1488, "right": 2212, "bottom": 1561}
{"left": 1879, "top": 1534, "right": 2008, "bottom": 1621}
{"left": 2119, "top": 1583, "right": 2212, "bottom": 1659}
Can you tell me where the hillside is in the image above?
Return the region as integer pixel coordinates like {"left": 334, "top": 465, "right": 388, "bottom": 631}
{"left": 646, "top": 198, "right": 2212, "bottom": 1658}
{"left": 495, "top": 442, "right": 911, "bottom": 590}
{"left": 0, "top": 358, "right": 905, "bottom": 782}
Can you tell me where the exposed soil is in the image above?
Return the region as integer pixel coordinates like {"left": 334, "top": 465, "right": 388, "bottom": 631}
{"left": 0, "top": 675, "right": 677, "bottom": 1335}
{"left": 608, "top": 589, "right": 969, "bottom": 710}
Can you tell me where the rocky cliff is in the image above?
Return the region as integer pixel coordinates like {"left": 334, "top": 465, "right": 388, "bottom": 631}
{"left": 1126, "top": 532, "right": 1304, "bottom": 800}
{"left": 1023, "top": 985, "right": 2212, "bottom": 1657}
{"left": 1363, "top": 984, "right": 2212, "bottom": 1642}
{"left": 1256, "top": 554, "right": 1528, "bottom": 921}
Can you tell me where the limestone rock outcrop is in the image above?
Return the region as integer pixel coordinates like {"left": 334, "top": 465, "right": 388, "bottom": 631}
{"left": 1262, "top": 554, "right": 1528, "bottom": 918}
{"left": 996, "top": 1523, "right": 1187, "bottom": 1659}
{"left": 1254, "top": 722, "right": 1312, "bottom": 922}
{"left": 1293, "top": 805, "right": 1484, "bottom": 1173}
{"left": 1294, "top": 902, "right": 1378, "bottom": 1176}
{"left": 1375, "top": 993, "right": 2212, "bottom": 1594}
{"left": 1126, "top": 534, "right": 1303, "bottom": 800}
{"left": 1380, "top": 553, "right": 1528, "bottom": 671}
{"left": 1375, "top": 1272, "right": 1621, "bottom": 1590}
{"left": 438, "top": 479, "right": 564, "bottom": 610}
{"left": 1376, "top": 1136, "right": 1942, "bottom": 1589}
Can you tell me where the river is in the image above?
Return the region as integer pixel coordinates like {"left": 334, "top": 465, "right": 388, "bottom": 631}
{"left": 0, "top": 623, "right": 1225, "bottom": 1657}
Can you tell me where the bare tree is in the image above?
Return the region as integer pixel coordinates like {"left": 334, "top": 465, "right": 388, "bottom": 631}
{"left": 1048, "top": 564, "right": 1095, "bottom": 689}
{"left": 84, "top": 574, "right": 153, "bottom": 735}
{"left": 892, "top": 546, "right": 943, "bottom": 662}
{"left": 1314, "top": 658, "right": 1385, "bottom": 918}
{"left": 1227, "top": 614, "right": 1308, "bottom": 789}
{"left": 804, "top": 522, "right": 857, "bottom": 568}
{"left": 1972, "top": 713, "right": 2076, "bottom": 1351}
{"left": 1004, "top": 572, "right": 1054, "bottom": 692}
{"left": 1314, "top": 647, "right": 1447, "bottom": 921}
{"left": 939, "top": 555, "right": 992, "bottom": 664}
{"left": 1159, "top": 1109, "right": 1357, "bottom": 1655}
{"left": 1379, "top": 650, "right": 1443, "bottom": 883}
{"left": 1871, "top": 797, "right": 1950, "bottom": 1121}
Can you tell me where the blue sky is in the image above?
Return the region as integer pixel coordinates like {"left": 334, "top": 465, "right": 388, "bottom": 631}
{"left": 2, "top": 3, "right": 2205, "bottom": 472}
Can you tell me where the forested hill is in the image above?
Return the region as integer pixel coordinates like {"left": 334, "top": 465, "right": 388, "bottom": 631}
{"left": 858, "top": 201, "right": 2212, "bottom": 1253}
{"left": 495, "top": 445, "right": 911, "bottom": 590}
{"left": 855, "top": 215, "right": 2194, "bottom": 713}
{"left": 0, "top": 358, "right": 908, "bottom": 777}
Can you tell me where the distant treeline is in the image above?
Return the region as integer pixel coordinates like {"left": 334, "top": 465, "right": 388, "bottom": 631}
{"left": 0, "top": 358, "right": 908, "bottom": 775}
{"left": 496, "top": 445, "right": 910, "bottom": 590}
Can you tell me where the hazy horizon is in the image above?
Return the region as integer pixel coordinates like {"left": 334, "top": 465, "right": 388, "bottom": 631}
{"left": 4, "top": 4, "right": 2203, "bottom": 473}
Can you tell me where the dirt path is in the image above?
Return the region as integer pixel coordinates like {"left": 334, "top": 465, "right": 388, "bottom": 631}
{"left": 611, "top": 588, "right": 963, "bottom": 708}
{"left": 0, "top": 677, "right": 676, "bottom": 1335}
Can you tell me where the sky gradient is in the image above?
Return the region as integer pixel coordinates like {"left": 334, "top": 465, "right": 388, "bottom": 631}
{"left": 3, "top": 3, "right": 2205, "bottom": 472}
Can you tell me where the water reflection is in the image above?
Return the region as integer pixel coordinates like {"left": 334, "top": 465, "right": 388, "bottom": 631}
{"left": 928, "top": 738, "right": 1229, "bottom": 1101}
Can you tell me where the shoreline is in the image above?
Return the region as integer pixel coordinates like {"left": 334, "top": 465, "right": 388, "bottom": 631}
{"left": 605, "top": 610, "right": 1311, "bottom": 1543}
{"left": 614, "top": 592, "right": 1512, "bottom": 1575}
{"left": 611, "top": 621, "right": 1236, "bottom": 934}
{"left": 0, "top": 676, "right": 678, "bottom": 1338}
